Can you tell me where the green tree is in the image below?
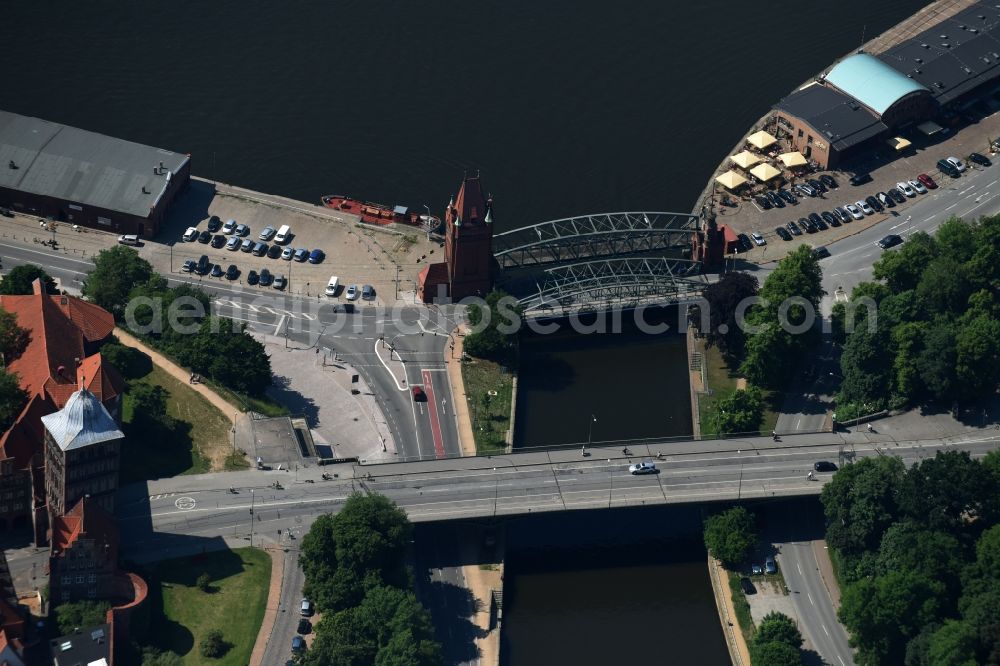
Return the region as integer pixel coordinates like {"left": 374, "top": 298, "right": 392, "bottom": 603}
{"left": 141, "top": 646, "right": 182, "bottom": 666}
{"left": 707, "top": 385, "right": 765, "bottom": 436}
{"left": 703, "top": 506, "right": 756, "bottom": 568}
{"left": 0, "top": 370, "right": 28, "bottom": 432}
{"left": 0, "top": 263, "right": 58, "bottom": 295}
{"left": 872, "top": 231, "right": 938, "bottom": 293}
{"left": 926, "top": 620, "right": 978, "bottom": 666}
{"left": 463, "top": 289, "right": 522, "bottom": 361}
{"left": 100, "top": 342, "right": 152, "bottom": 380}
{"left": 196, "top": 572, "right": 211, "bottom": 593}
{"left": 749, "top": 640, "right": 802, "bottom": 666}
{"left": 698, "top": 271, "right": 759, "bottom": 358}
{"left": 839, "top": 571, "right": 945, "bottom": 666}
{"left": 0, "top": 307, "right": 30, "bottom": 365}
{"left": 199, "top": 629, "right": 228, "bottom": 658}
{"left": 915, "top": 318, "right": 958, "bottom": 402}
{"left": 821, "top": 457, "right": 905, "bottom": 567}
{"left": 53, "top": 600, "right": 112, "bottom": 635}
{"left": 754, "top": 612, "right": 804, "bottom": 650}
{"left": 899, "top": 451, "right": 991, "bottom": 535}
{"left": 83, "top": 245, "right": 153, "bottom": 316}
{"left": 955, "top": 313, "right": 1000, "bottom": 400}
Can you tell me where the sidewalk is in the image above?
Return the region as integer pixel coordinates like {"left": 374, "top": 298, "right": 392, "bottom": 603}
{"left": 812, "top": 540, "right": 842, "bottom": 609}
{"left": 248, "top": 546, "right": 285, "bottom": 666}
{"left": 444, "top": 325, "right": 477, "bottom": 457}
{"left": 459, "top": 539, "right": 503, "bottom": 666}
{"left": 708, "top": 556, "right": 752, "bottom": 666}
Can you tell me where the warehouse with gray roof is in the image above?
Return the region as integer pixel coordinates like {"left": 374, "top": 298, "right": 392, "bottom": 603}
{"left": 0, "top": 110, "right": 190, "bottom": 237}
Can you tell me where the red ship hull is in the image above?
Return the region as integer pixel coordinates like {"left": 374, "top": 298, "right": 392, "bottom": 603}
{"left": 321, "top": 194, "right": 438, "bottom": 229}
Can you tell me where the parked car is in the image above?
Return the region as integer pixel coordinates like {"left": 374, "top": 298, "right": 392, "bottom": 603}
{"left": 856, "top": 200, "right": 874, "bottom": 215}
{"left": 253, "top": 242, "right": 268, "bottom": 257}
{"left": 267, "top": 244, "right": 282, "bottom": 259}
{"left": 834, "top": 207, "right": 852, "bottom": 224}
{"left": 737, "top": 233, "right": 753, "bottom": 251}
{"left": 876, "top": 192, "right": 895, "bottom": 209}
{"left": 235, "top": 223, "right": 250, "bottom": 236}
{"left": 273, "top": 274, "right": 287, "bottom": 290}
{"left": 908, "top": 179, "right": 927, "bottom": 194}
{"left": 325, "top": 276, "right": 340, "bottom": 296}
{"left": 812, "top": 245, "right": 831, "bottom": 259}
{"left": 292, "top": 636, "right": 306, "bottom": 652}
{"left": 849, "top": 173, "right": 872, "bottom": 186}
{"left": 946, "top": 156, "right": 967, "bottom": 172}
{"left": 259, "top": 225, "right": 276, "bottom": 241}
{"left": 917, "top": 173, "right": 938, "bottom": 189}
{"left": 814, "top": 461, "right": 838, "bottom": 472}
{"left": 182, "top": 259, "right": 196, "bottom": 272}
{"left": 362, "top": 284, "right": 375, "bottom": 300}
{"left": 309, "top": 248, "right": 325, "bottom": 264}
{"left": 819, "top": 174, "right": 838, "bottom": 189}
{"left": 751, "top": 564, "right": 763, "bottom": 575}
{"left": 888, "top": 188, "right": 906, "bottom": 204}
{"left": 209, "top": 263, "right": 223, "bottom": 278}
{"left": 765, "top": 556, "right": 777, "bottom": 575}
{"left": 183, "top": 226, "right": 199, "bottom": 242}
{"left": 821, "top": 211, "right": 840, "bottom": 227}
{"left": 247, "top": 270, "right": 259, "bottom": 285}
{"left": 0, "top": 207, "right": 14, "bottom": 218}
{"left": 345, "top": 284, "right": 359, "bottom": 300}
{"left": 301, "top": 599, "right": 314, "bottom": 616}
{"left": 196, "top": 255, "right": 211, "bottom": 275}
{"left": 297, "top": 618, "right": 311, "bottom": 635}
{"left": 795, "top": 183, "right": 817, "bottom": 197}
{"left": 754, "top": 194, "right": 771, "bottom": 210}
{"left": 259, "top": 268, "right": 273, "bottom": 286}
{"left": 240, "top": 238, "right": 255, "bottom": 252}
{"left": 293, "top": 248, "right": 310, "bottom": 262}
{"left": 896, "top": 181, "right": 916, "bottom": 197}
{"left": 862, "top": 195, "right": 881, "bottom": 213}
{"left": 799, "top": 217, "right": 816, "bottom": 233}
{"left": 740, "top": 577, "right": 756, "bottom": 595}
{"left": 878, "top": 234, "right": 903, "bottom": 249}
{"left": 281, "top": 246, "right": 294, "bottom": 260}
{"left": 207, "top": 215, "right": 221, "bottom": 232}
{"left": 775, "top": 226, "right": 792, "bottom": 241}
{"left": 778, "top": 189, "right": 798, "bottom": 204}
{"left": 807, "top": 178, "right": 826, "bottom": 193}
{"left": 750, "top": 232, "right": 766, "bottom": 246}
{"left": 197, "top": 230, "right": 212, "bottom": 244}
{"left": 225, "top": 264, "right": 239, "bottom": 280}
{"left": 767, "top": 191, "right": 785, "bottom": 208}
{"left": 937, "top": 158, "right": 961, "bottom": 178}
{"left": 844, "top": 203, "right": 864, "bottom": 220}
{"left": 226, "top": 236, "right": 241, "bottom": 251}
{"left": 809, "top": 212, "right": 827, "bottom": 231}
{"left": 969, "top": 151, "right": 992, "bottom": 167}
{"left": 210, "top": 234, "right": 226, "bottom": 248}
{"left": 628, "top": 461, "right": 659, "bottom": 475}
{"left": 786, "top": 220, "right": 802, "bottom": 236}
{"left": 222, "top": 218, "right": 237, "bottom": 234}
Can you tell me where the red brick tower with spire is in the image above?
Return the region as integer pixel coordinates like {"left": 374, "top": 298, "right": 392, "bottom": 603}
{"left": 443, "top": 174, "right": 494, "bottom": 300}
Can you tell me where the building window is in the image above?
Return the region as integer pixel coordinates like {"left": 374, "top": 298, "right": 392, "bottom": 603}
{"left": 797, "top": 129, "right": 804, "bottom": 138}
{"left": 807, "top": 135, "right": 814, "bottom": 144}
{"left": 88, "top": 588, "right": 97, "bottom": 598}
{"left": 62, "top": 576, "right": 72, "bottom": 585}
{"left": 76, "top": 575, "right": 85, "bottom": 584}
{"left": 88, "top": 574, "right": 97, "bottom": 583}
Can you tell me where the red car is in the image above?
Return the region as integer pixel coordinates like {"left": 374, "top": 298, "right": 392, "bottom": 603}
{"left": 411, "top": 386, "right": 426, "bottom": 402}
{"left": 917, "top": 173, "right": 938, "bottom": 189}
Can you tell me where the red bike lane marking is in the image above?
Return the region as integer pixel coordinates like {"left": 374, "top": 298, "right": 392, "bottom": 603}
{"left": 422, "top": 369, "right": 446, "bottom": 458}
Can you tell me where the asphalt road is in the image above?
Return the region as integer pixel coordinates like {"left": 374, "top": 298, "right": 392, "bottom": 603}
{"left": 261, "top": 547, "right": 308, "bottom": 666}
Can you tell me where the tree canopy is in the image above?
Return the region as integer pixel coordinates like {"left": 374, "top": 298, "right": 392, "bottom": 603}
{"left": 0, "top": 263, "right": 58, "bottom": 295}
{"left": 703, "top": 506, "right": 756, "bottom": 568}
{"left": 463, "top": 289, "right": 522, "bottom": 362}
{"left": 751, "top": 612, "right": 804, "bottom": 665}
{"left": 706, "top": 385, "right": 765, "bottom": 436}
{"left": 698, "top": 271, "right": 759, "bottom": 358}
{"left": 83, "top": 245, "right": 153, "bottom": 316}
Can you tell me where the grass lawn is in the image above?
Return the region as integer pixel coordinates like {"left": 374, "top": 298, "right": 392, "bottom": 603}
{"left": 461, "top": 357, "right": 515, "bottom": 455}
{"left": 698, "top": 344, "right": 781, "bottom": 437}
{"left": 145, "top": 548, "right": 271, "bottom": 665}
{"left": 208, "top": 378, "right": 290, "bottom": 417}
{"left": 121, "top": 365, "right": 231, "bottom": 480}
{"left": 727, "top": 570, "right": 756, "bottom": 643}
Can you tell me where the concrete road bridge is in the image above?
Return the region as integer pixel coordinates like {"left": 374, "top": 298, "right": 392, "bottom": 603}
{"left": 492, "top": 211, "right": 709, "bottom": 316}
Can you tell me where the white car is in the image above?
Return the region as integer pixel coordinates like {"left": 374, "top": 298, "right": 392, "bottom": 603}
{"left": 222, "top": 219, "right": 237, "bottom": 234}
{"left": 629, "top": 461, "right": 659, "bottom": 475}
{"left": 908, "top": 179, "right": 927, "bottom": 194}
{"left": 844, "top": 203, "right": 864, "bottom": 220}
{"left": 896, "top": 181, "right": 916, "bottom": 197}
{"left": 281, "top": 247, "right": 294, "bottom": 260}
{"left": 226, "top": 237, "right": 241, "bottom": 251}
{"left": 856, "top": 200, "right": 874, "bottom": 215}
{"left": 325, "top": 276, "right": 340, "bottom": 296}
{"left": 947, "top": 156, "right": 967, "bottom": 172}
{"left": 345, "top": 284, "right": 359, "bottom": 301}
{"left": 182, "top": 226, "right": 198, "bottom": 242}
{"left": 751, "top": 232, "right": 766, "bottom": 246}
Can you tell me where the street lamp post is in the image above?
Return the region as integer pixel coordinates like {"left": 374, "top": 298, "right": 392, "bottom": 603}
{"left": 249, "top": 489, "right": 255, "bottom": 547}
{"left": 584, "top": 414, "right": 596, "bottom": 456}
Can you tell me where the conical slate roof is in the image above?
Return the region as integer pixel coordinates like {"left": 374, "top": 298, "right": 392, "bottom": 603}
{"left": 40, "top": 388, "right": 123, "bottom": 451}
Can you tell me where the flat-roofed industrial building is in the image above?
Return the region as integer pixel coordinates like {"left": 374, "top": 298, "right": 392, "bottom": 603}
{"left": 0, "top": 110, "right": 190, "bottom": 237}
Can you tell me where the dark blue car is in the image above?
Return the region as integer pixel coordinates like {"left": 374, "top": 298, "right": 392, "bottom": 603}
{"left": 308, "top": 248, "right": 325, "bottom": 264}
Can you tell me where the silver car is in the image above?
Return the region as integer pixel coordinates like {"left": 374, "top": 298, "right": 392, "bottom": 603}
{"left": 628, "top": 461, "right": 659, "bottom": 475}
{"left": 345, "top": 284, "right": 359, "bottom": 301}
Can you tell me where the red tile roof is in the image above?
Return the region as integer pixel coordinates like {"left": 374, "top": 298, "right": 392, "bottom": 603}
{"left": 77, "top": 354, "right": 124, "bottom": 405}
{"left": 0, "top": 393, "right": 54, "bottom": 469}
{"left": 451, "top": 176, "right": 489, "bottom": 226}
{"left": 52, "top": 295, "right": 115, "bottom": 343}
{"left": 51, "top": 496, "right": 119, "bottom": 555}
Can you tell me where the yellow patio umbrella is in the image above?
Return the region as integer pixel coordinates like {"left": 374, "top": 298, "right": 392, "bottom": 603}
{"left": 887, "top": 136, "right": 912, "bottom": 151}
{"left": 747, "top": 130, "right": 777, "bottom": 150}
{"left": 778, "top": 151, "right": 807, "bottom": 168}
{"left": 730, "top": 150, "right": 761, "bottom": 169}
{"left": 715, "top": 170, "right": 748, "bottom": 190}
{"left": 749, "top": 162, "right": 782, "bottom": 182}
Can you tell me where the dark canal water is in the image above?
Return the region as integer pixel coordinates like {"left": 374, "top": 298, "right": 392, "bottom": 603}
{"left": 1, "top": 1, "right": 925, "bottom": 662}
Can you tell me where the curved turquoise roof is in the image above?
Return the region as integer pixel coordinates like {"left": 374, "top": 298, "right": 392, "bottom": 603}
{"left": 825, "top": 53, "right": 928, "bottom": 116}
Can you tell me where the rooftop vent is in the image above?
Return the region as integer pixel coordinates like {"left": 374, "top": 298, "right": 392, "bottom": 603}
{"left": 921, "top": 43, "right": 930, "bottom": 48}
{"left": 141, "top": 186, "right": 150, "bottom": 194}
{"left": 964, "top": 67, "right": 973, "bottom": 73}
{"left": 942, "top": 43, "right": 951, "bottom": 48}
{"left": 915, "top": 57, "right": 923, "bottom": 63}
{"left": 914, "top": 69, "right": 922, "bottom": 74}
{"left": 935, "top": 81, "right": 947, "bottom": 89}
{"left": 940, "top": 34, "right": 948, "bottom": 39}
{"left": 7, "top": 160, "right": 16, "bottom": 169}
{"left": 972, "top": 28, "right": 980, "bottom": 33}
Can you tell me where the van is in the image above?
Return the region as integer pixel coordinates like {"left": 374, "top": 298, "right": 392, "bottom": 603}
{"left": 117, "top": 234, "right": 139, "bottom": 246}
{"left": 197, "top": 255, "right": 211, "bottom": 275}
{"left": 274, "top": 224, "right": 291, "bottom": 244}
{"left": 325, "top": 276, "right": 339, "bottom": 296}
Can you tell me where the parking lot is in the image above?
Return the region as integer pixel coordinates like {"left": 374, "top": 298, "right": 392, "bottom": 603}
{"left": 150, "top": 178, "right": 442, "bottom": 304}
{"left": 717, "top": 97, "right": 1000, "bottom": 262}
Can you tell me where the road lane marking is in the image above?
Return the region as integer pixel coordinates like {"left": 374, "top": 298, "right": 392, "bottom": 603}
{"left": 422, "top": 369, "right": 446, "bottom": 459}
{"left": 823, "top": 624, "right": 830, "bottom": 637}
{"left": 175, "top": 497, "right": 196, "bottom": 510}
{"left": 807, "top": 593, "right": 814, "bottom": 605}
{"left": 797, "top": 563, "right": 803, "bottom": 575}
{"left": 945, "top": 203, "right": 958, "bottom": 211}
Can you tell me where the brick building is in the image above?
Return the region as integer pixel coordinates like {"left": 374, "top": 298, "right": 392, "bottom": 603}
{"left": 48, "top": 497, "right": 119, "bottom": 604}
{"left": 42, "top": 389, "right": 124, "bottom": 521}
{"left": 0, "top": 110, "right": 190, "bottom": 238}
